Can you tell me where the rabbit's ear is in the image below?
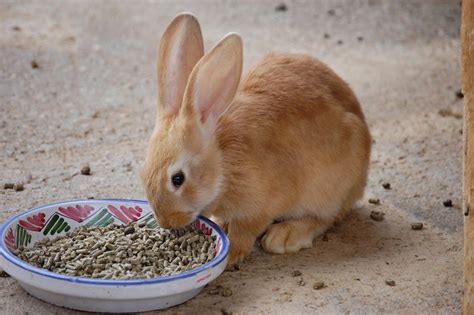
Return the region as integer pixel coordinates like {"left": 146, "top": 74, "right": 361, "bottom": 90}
{"left": 157, "top": 13, "right": 204, "bottom": 115}
{"left": 183, "top": 33, "right": 243, "bottom": 125}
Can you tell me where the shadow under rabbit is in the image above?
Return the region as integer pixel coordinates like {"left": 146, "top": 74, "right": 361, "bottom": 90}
{"left": 181, "top": 204, "right": 417, "bottom": 309}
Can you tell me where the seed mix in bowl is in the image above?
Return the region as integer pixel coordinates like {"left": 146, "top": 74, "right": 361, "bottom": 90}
{"left": 13, "top": 222, "right": 217, "bottom": 280}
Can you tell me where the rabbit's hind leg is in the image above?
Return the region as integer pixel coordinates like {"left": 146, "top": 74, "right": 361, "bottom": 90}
{"left": 261, "top": 217, "right": 331, "bottom": 254}
{"left": 335, "top": 173, "right": 368, "bottom": 223}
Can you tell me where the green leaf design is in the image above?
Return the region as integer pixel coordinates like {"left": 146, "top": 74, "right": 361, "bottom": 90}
{"left": 15, "top": 225, "right": 32, "bottom": 247}
{"left": 84, "top": 208, "right": 114, "bottom": 227}
{"left": 56, "top": 220, "right": 69, "bottom": 233}
{"left": 142, "top": 213, "right": 158, "bottom": 229}
{"left": 43, "top": 214, "right": 71, "bottom": 236}
{"left": 95, "top": 213, "right": 112, "bottom": 227}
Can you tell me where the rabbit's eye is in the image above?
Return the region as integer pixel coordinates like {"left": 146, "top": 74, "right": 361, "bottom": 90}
{"left": 171, "top": 171, "right": 185, "bottom": 188}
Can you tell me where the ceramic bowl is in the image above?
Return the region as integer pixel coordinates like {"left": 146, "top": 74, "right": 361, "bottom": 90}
{"left": 0, "top": 199, "right": 229, "bottom": 313}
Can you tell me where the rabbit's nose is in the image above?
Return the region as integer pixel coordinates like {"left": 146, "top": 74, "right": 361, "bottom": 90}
{"left": 160, "top": 221, "right": 172, "bottom": 229}
{"left": 156, "top": 216, "right": 172, "bottom": 229}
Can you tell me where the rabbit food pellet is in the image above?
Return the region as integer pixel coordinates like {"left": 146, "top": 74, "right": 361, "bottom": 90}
{"left": 443, "top": 199, "right": 453, "bottom": 207}
{"left": 368, "top": 198, "right": 380, "bottom": 205}
{"left": 370, "top": 210, "right": 385, "bottom": 222}
{"left": 80, "top": 165, "right": 91, "bottom": 175}
{"left": 14, "top": 222, "right": 217, "bottom": 280}
{"left": 291, "top": 270, "right": 302, "bottom": 277}
{"left": 13, "top": 183, "right": 24, "bottom": 191}
{"left": 3, "top": 183, "right": 14, "bottom": 189}
{"left": 411, "top": 222, "right": 423, "bottom": 230}
{"left": 385, "top": 279, "right": 396, "bottom": 286}
{"left": 313, "top": 281, "right": 326, "bottom": 290}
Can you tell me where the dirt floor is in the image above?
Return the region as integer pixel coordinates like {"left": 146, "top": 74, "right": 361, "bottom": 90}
{"left": 0, "top": 0, "right": 464, "bottom": 314}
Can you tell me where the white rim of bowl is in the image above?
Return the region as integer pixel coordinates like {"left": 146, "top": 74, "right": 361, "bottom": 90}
{"left": 0, "top": 198, "right": 229, "bottom": 285}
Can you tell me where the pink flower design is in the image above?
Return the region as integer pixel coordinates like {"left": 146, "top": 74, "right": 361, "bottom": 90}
{"left": 59, "top": 205, "right": 94, "bottom": 222}
{"left": 107, "top": 205, "right": 143, "bottom": 224}
{"left": 5, "top": 228, "right": 15, "bottom": 250}
{"left": 195, "top": 219, "right": 213, "bottom": 236}
{"left": 19, "top": 212, "right": 46, "bottom": 231}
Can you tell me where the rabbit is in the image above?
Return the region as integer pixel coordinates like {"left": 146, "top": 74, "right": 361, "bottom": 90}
{"left": 141, "top": 13, "right": 372, "bottom": 265}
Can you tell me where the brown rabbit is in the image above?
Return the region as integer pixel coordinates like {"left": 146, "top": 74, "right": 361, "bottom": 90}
{"left": 142, "top": 13, "right": 371, "bottom": 265}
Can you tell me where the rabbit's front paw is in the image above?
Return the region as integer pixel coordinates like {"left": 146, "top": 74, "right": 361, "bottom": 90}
{"left": 261, "top": 220, "right": 315, "bottom": 254}
{"left": 228, "top": 240, "right": 252, "bottom": 265}
{"left": 226, "top": 216, "right": 271, "bottom": 267}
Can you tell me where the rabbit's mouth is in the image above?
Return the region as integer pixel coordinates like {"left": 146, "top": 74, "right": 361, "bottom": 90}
{"left": 155, "top": 210, "right": 195, "bottom": 229}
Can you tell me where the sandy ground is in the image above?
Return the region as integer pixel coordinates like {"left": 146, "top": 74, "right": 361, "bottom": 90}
{"left": 0, "top": 0, "right": 464, "bottom": 314}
